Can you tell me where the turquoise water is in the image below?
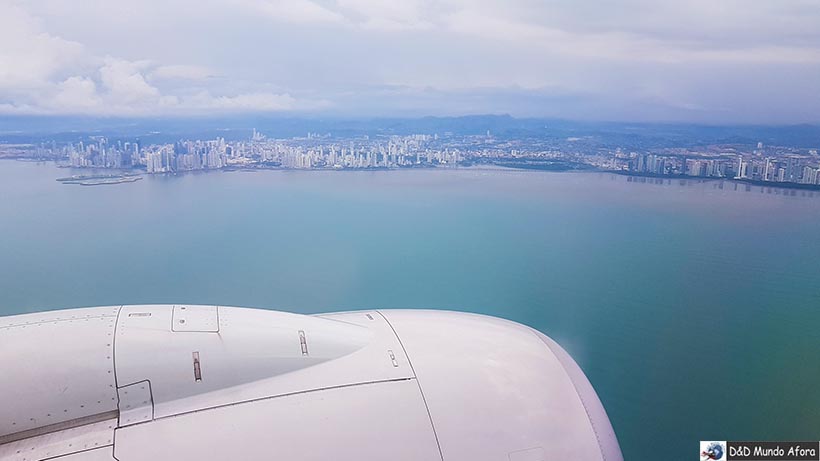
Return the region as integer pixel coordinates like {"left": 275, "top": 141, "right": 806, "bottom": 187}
{"left": 1, "top": 161, "right": 819, "bottom": 458}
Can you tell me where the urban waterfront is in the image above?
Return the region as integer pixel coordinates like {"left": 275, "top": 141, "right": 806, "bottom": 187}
{"left": 0, "top": 160, "right": 819, "bottom": 459}
{"left": 6, "top": 126, "right": 820, "bottom": 189}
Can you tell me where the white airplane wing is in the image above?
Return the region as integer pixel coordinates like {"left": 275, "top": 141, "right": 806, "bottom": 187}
{"left": 0, "top": 305, "right": 622, "bottom": 461}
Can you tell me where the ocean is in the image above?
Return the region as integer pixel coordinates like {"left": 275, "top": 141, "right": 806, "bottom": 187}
{"left": 1, "top": 160, "right": 818, "bottom": 458}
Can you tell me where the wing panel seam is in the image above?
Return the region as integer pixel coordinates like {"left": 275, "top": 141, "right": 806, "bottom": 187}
{"left": 126, "top": 377, "right": 416, "bottom": 427}
{"left": 376, "top": 310, "right": 445, "bottom": 461}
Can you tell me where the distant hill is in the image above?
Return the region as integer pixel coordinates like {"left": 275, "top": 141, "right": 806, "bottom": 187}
{"left": 1, "top": 114, "right": 818, "bottom": 148}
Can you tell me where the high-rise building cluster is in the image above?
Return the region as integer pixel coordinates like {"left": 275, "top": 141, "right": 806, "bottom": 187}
{"left": 66, "top": 138, "right": 139, "bottom": 169}
{"left": 59, "top": 133, "right": 461, "bottom": 173}
{"left": 5, "top": 130, "right": 819, "bottom": 188}
{"left": 736, "top": 155, "right": 820, "bottom": 184}
{"left": 618, "top": 150, "right": 820, "bottom": 185}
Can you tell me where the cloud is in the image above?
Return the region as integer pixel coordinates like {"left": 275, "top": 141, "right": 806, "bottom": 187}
{"left": 0, "top": 1, "right": 86, "bottom": 88}
{"left": 237, "top": 0, "right": 345, "bottom": 24}
{"left": 185, "top": 90, "right": 333, "bottom": 112}
{"left": 442, "top": 5, "right": 820, "bottom": 66}
{"left": 3, "top": 0, "right": 820, "bottom": 122}
{"left": 98, "top": 59, "right": 164, "bottom": 104}
{"left": 0, "top": 1, "right": 325, "bottom": 115}
{"left": 333, "top": 0, "right": 436, "bottom": 31}
{"left": 50, "top": 77, "right": 102, "bottom": 110}
{"left": 149, "top": 65, "right": 214, "bottom": 81}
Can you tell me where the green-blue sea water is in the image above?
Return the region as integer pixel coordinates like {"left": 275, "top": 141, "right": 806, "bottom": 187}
{"left": 1, "top": 161, "right": 818, "bottom": 458}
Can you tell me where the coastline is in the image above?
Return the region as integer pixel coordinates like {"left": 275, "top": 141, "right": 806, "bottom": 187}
{"left": 608, "top": 169, "right": 820, "bottom": 191}
{"left": 4, "top": 158, "right": 820, "bottom": 192}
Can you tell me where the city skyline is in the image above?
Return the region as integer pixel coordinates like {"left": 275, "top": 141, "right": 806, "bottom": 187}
{"left": 6, "top": 127, "right": 820, "bottom": 189}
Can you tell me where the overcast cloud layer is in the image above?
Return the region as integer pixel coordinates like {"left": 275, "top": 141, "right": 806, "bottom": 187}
{"left": 2, "top": 0, "right": 820, "bottom": 123}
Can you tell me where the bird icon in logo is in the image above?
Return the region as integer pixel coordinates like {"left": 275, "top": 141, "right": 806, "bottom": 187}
{"left": 701, "top": 442, "right": 725, "bottom": 460}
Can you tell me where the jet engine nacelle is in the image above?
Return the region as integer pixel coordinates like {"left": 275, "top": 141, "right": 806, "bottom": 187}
{"left": 0, "top": 305, "right": 622, "bottom": 461}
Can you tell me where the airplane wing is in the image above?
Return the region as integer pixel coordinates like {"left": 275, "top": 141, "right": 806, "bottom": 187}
{"left": 0, "top": 305, "right": 622, "bottom": 461}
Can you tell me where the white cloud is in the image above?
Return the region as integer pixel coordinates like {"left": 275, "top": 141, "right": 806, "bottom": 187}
{"left": 187, "top": 91, "right": 297, "bottom": 110}
{"left": 334, "top": 0, "right": 436, "bottom": 31}
{"left": 49, "top": 77, "right": 102, "bottom": 110}
{"left": 0, "top": 1, "right": 325, "bottom": 115}
{"left": 2, "top": 0, "right": 820, "bottom": 121}
{"left": 0, "top": 1, "right": 86, "bottom": 88}
{"left": 150, "top": 65, "right": 214, "bottom": 81}
{"left": 442, "top": 6, "right": 820, "bottom": 66}
{"left": 237, "top": 0, "right": 345, "bottom": 24}
{"left": 98, "top": 59, "right": 162, "bottom": 104}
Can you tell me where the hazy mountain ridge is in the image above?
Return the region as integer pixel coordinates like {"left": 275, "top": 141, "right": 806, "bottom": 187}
{"left": 1, "top": 114, "right": 819, "bottom": 148}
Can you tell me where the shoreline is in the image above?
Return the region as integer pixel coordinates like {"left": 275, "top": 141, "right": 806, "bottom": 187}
{"left": 609, "top": 169, "right": 820, "bottom": 191}
{"left": 5, "top": 158, "right": 820, "bottom": 192}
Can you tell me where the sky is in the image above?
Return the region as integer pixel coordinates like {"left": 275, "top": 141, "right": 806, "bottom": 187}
{"left": 1, "top": 0, "right": 820, "bottom": 123}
